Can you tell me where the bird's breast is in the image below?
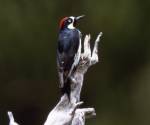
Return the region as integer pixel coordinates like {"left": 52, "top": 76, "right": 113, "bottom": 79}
{"left": 58, "top": 29, "right": 80, "bottom": 54}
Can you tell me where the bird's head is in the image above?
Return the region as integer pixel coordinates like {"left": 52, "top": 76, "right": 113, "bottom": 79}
{"left": 59, "top": 15, "right": 85, "bottom": 30}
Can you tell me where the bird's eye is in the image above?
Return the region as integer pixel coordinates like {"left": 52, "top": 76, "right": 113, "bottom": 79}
{"left": 68, "top": 19, "right": 72, "bottom": 23}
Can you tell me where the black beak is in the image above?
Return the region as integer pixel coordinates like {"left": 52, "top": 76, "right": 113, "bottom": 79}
{"left": 75, "top": 15, "right": 85, "bottom": 21}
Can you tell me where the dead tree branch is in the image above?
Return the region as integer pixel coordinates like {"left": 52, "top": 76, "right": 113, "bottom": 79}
{"left": 7, "top": 32, "right": 102, "bottom": 125}
{"left": 44, "top": 32, "right": 102, "bottom": 125}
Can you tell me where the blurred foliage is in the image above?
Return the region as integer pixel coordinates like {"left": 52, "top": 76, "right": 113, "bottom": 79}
{"left": 0, "top": 0, "right": 150, "bottom": 125}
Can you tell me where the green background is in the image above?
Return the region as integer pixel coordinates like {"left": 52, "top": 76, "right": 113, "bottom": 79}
{"left": 0, "top": 0, "right": 150, "bottom": 125}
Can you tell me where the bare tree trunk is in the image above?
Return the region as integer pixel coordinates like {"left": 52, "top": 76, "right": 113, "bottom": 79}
{"left": 8, "top": 32, "right": 103, "bottom": 125}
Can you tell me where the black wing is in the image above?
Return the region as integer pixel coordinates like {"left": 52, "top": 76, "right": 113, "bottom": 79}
{"left": 57, "top": 29, "right": 80, "bottom": 72}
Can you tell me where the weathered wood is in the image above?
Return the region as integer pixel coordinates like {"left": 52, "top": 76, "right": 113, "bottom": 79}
{"left": 44, "top": 32, "right": 102, "bottom": 125}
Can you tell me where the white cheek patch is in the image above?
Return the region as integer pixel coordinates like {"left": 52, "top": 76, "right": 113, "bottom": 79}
{"left": 67, "top": 23, "right": 75, "bottom": 29}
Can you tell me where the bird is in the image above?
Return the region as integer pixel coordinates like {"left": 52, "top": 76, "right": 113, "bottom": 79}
{"left": 57, "top": 15, "right": 84, "bottom": 98}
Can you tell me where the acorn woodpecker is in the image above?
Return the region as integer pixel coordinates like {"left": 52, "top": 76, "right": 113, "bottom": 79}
{"left": 57, "top": 15, "right": 84, "bottom": 97}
